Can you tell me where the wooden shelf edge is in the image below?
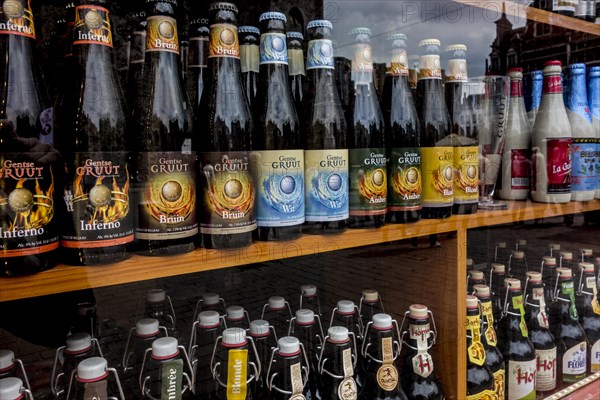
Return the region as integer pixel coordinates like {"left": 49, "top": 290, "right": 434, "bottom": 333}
{"left": 1, "top": 200, "right": 599, "bottom": 302}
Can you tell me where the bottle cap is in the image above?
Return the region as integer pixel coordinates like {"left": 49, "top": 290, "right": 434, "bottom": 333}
{"left": 0, "top": 350, "right": 15, "bottom": 371}
{"left": 278, "top": 336, "right": 300, "bottom": 356}
{"left": 466, "top": 258, "right": 474, "bottom": 267}
{"left": 209, "top": 2, "right": 238, "bottom": 12}
{"left": 491, "top": 263, "right": 506, "bottom": 273}
{"left": 386, "top": 33, "right": 407, "bottom": 41}
{"left": 227, "top": 305, "right": 245, "bottom": 320}
{"left": 526, "top": 271, "right": 542, "bottom": 282}
{"left": 362, "top": 289, "right": 379, "bottom": 302}
{"left": 202, "top": 293, "right": 221, "bottom": 306}
{"left": 445, "top": 44, "right": 467, "bottom": 52}
{"left": 543, "top": 60, "right": 562, "bottom": 74}
{"left": 249, "top": 320, "right": 270, "bottom": 336}
{"left": 238, "top": 26, "right": 260, "bottom": 35}
{"left": 198, "top": 311, "right": 221, "bottom": 327}
{"left": 469, "top": 270, "right": 485, "bottom": 280}
{"left": 259, "top": 11, "right": 287, "bottom": 22}
{"left": 409, "top": 304, "right": 428, "bottom": 319}
{"left": 348, "top": 27, "right": 372, "bottom": 36}
{"left": 473, "top": 285, "right": 491, "bottom": 297}
{"left": 269, "top": 296, "right": 286, "bottom": 310}
{"left": 418, "top": 38, "right": 441, "bottom": 47}
{"left": 136, "top": 318, "right": 160, "bottom": 337}
{"left": 76, "top": 357, "right": 108, "bottom": 382}
{"left": 295, "top": 309, "right": 315, "bottom": 324}
{"left": 152, "top": 337, "right": 179, "bottom": 359}
{"left": 466, "top": 295, "right": 479, "bottom": 309}
{"left": 580, "top": 248, "right": 593, "bottom": 256}
{"left": 560, "top": 251, "right": 573, "bottom": 261}
{"left": 301, "top": 284, "right": 317, "bottom": 296}
{"left": 286, "top": 31, "right": 303, "bottom": 40}
{"left": 372, "top": 313, "right": 393, "bottom": 330}
{"left": 549, "top": 243, "right": 561, "bottom": 251}
{"left": 146, "top": 289, "right": 166, "bottom": 303}
{"left": 496, "top": 242, "right": 507, "bottom": 248}
{"left": 66, "top": 333, "right": 92, "bottom": 354}
{"left": 223, "top": 328, "right": 247, "bottom": 346}
{"left": 337, "top": 300, "right": 355, "bottom": 314}
{"left": 518, "top": 239, "right": 527, "bottom": 246}
{"left": 532, "top": 70, "right": 543, "bottom": 79}
{"left": 307, "top": 20, "right": 333, "bottom": 29}
{"left": 596, "top": 257, "right": 600, "bottom": 265}
{"left": 590, "top": 66, "right": 600, "bottom": 76}
{"left": 0, "top": 377, "right": 23, "bottom": 400}
{"left": 328, "top": 326, "right": 349, "bottom": 343}
{"left": 568, "top": 63, "right": 586, "bottom": 74}
{"left": 580, "top": 262, "right": 595, "bottom": 273}
{"left": 557, "top": 267, "right": 572, "bottom": 278}
{"left": 543, "top": 256, "right": 557, "bottom": 266}
{"left": 504, "top": 278, "right": 521, "bottom": 289}
{"left": 512, "top": 250, "right": 525, "bottom": 260}
{"left": 545, "top": 60, "right": 562, "bottom": 67}
{"left": 77, "top": 303, "right": 96, "bottom": 317}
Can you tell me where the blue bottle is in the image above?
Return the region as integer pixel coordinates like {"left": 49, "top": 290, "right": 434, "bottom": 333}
{"left": 527, "top": 70, "right": 543, "bottom": 127}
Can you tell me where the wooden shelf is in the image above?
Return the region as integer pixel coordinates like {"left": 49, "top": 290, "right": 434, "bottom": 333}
{"left": 1, "top": 200, "right": 598, "bottom": 302}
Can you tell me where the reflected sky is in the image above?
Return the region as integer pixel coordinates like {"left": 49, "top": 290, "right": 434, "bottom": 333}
{"left": 324, "top": 0, "right": 529, "bottom": 76}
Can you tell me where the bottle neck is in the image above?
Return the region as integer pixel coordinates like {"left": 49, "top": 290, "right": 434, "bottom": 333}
{"left": 405, "top": 317, "right": 433, "bottom": 354}
{"left": 542, "top": 73, "right": 563, "bottom": 96}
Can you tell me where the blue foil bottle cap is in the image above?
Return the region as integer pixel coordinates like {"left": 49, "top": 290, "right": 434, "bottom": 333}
{"left": 259, "top": 11, "right": 287, "bottom": 22}
{"left": 307, "top": 19, "right": 333, "bottom": 29}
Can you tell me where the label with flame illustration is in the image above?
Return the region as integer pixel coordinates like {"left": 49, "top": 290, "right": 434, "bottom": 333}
{"left": 199, "top": 152, "right": 256, "bottom": 234}
{"left": 418, "top": 54, "right": 442, "bottom": 80}
{"left": 386, "top": 49, "right": 408, "bottom": 76}
{"left": 388, "top": 148, "right": 422, "bottom": 212}
{"left": 136, "top": 152, "right": 197, "bottom": 241}
{"left": 250, "top": 150, "right": 304, "bottom": 227}
{"left": 349, "top": 149, "right": 386, "bottom": 216}
{"left": 188, "top": 36, "right": 208, "bottom": 68}
{"left": 421, "top": 147, "right": 453, "bottom": 207}
{"left": 62, "top": 152, "right": 133, "bottom": 249}
{"left": 209, "top": 23, "right": 239, "bottom": 59}
{"left": 0, "top": 154, "right": 58, "bottom": 257}
{"left": 73, "top": 5, "right": 113, "bottom": 47}
{"left": 146, "top": 15, "right": 179, "bottom": 54}
{"left": 304, "top": 150, "right": 349, "bottom": 222}
{"left": 0, "top": 0, "right": 36, "bottom": 39}
{"left": 453, "top": 146, "right": 479, "bottom": 204}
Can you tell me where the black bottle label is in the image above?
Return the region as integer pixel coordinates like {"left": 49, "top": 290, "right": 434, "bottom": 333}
{"left": 0, "top": 0, "right": 35, "bottom": 39}
{"left": 388, "top": 148, "right": 422, "bottom": 212}
{"left": 199, "top": 152, "right": 256, "bottom": 234}
{"left": 135, "top": 152, "right": 198, "bottom": 240}
{"left": 349, "top": 148, "right": 387, "bottom": 216}
{"left": 0, "top": 154, "right": 59, "bottom": 257}
{"left": 73, "top": 5, "right": 113, "bottom": 47}
{"left": 209, "top": 23, "right": 240, "bottom": 59}
{"left": 146, "top": 16, "right": 179, "bottom": 54}
{"left": 189, "top": 36, "right": 208, "bottom": 68}
{"left": 62, "top": 152, "right": 134, "bottom": 249}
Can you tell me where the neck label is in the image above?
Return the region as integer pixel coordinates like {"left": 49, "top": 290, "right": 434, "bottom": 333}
{"left": 290, "top": 362, "right": 305, "bottom": 396}
{"left": 418, "top": 54, "right": 442, "bottom": 80}
{"left": 226, "top": 349, "right": 248, "bottom": 399}
{"left": 306, "top": 39, "right": 334, "bottom": 70}
{"left": 338, "top": 348, "right": 357, "bottom": 400}
{"left": 161, "top": 359, "right": 183, "bottom": 400}
{"left": 146, "top": 16, "right": 180, "bottom": 54}
{"left": 409, "top": 323, "right": 434, "bottom": 378}
{"left": 209, "top": 23, "right": 239, "bottom": 59}
{"left": 0, "top": 0, "right": 35, "bottom": 39}
{"left": 259, "top": 33, "right": 288, "bottom": 65}
{"left": 240, "top": 44, "right": 258, "bottom": 72}
{"left": 387, "top": 49, "right": 408, "bottom": 76}
{"left": 376, "top": 336, "right": 398, "bottom": 391}
{"left": 480, "top": 301, "right": 498, "bottom": 346}
{"left": 445, "top": 58, "right": 467, "bottom": 82}
{"left": 73, "top": 5, "right": 113, "bottom": 47}
{"left": 351, "top": 43, "right": 373, "bottom": 73}
{"left": 543, "top": 75, "right": 562, "bottom": 94}
{"left": 466, "top": 315, "right": 486, "bottom": 366}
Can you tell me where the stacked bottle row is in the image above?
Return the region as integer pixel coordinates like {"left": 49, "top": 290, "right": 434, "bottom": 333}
{"left": 532, "top": 0, "right": 600, "bottom": 22}
{"left": 0, "top": 287, "right": 446, "bottom": 400}
{"left": 466, "top": 244, "right": 600, "bottom": 399}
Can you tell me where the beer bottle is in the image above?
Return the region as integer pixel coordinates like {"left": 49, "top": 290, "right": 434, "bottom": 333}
{"left": 494, "top": 241, "right": 508, "bottom": 264}
{"left": 508, "top": 250, "right": 528, "bottom": 284}
{"left": 126, "top": 11, "right": 146, "bottom": 103}
{"left": 577, "top": 262, "right": 600, "bottom": 374}
{"left": 249, "top": 320, "right": 278, "bottom": 399}
{"left": 415, "top": 39, "right": 453, "bottom": 219}
{"left": 346, "top": 27, "right": 386, "bottom": 229}
{"left": 473, "top": 286, "right": 505, "bottom": 399}
{"left": 224, "top": 305, "right": 250, "bottom": 330}
{"left": 576, "top": 0, "right": 596, "bottom": 20}
{"left": 587, "top": 67, "right": 600, "bottom": 201}
{"left": 467, "top": 270, "right": 486, "bottom": 294}
{"left": 523, "top": 272, "right": 557, "bottom": 394}
{"left": 189, "top": 311, "right": 223, "bottom": 399}
{"left": 552, "top": 0, "right": 577, "bottom": 16}
{"left": 287, "top": 31, "right": 305, "bottom": 112}
{"left": 560, "top": 251, "right": 578, "bottom": 270}
{"left": 239, "top": 26, "right": 260, "bottom": 107}
{"left": 497, "top": 68, "right": 531, "bottom": 201}
{"left": 288, "top": 309, "right": 324, "bottom": 386}
{"left": 531, "top": 60, "right": 572, "bottom": 204}
{"left": 319, "top": 326, "right": 359, "bottom": 400}
{"left": 498, "top": 278, "right": 536, "bottom": 399}
{"left": 303, "top": 19, "right": 348, "bottom": 234}
{"left": 554, "top": 267, "right": 588, "bottom": 383}
{"left": 185, "top": 14, "right": 209, "bottom": 113}
{"left": 136, "top": 289, "right": 177, "bottom": 335}
{"left": 300, "top": 284, "right": 322, "bottom": 318}
{"left": 265, "top": 336, "right": 310, "bottom": 399}
{"left": 466, "top": 295, "right": 495, "bottom": 398}
{"left": 198, "top": 2, "right": 256, "bottom": 249}
{"left": 359, "top": 289, "right": 385, "bottom": 334}
{"left": 329, "top": 299, "right": 364, "bottom": 388}
{"left": 261, "top": 296, "right": 293, "bottom": 340}
{"left": 0, "top": 378, "right": 31, "bottom": 400}
{"left": 56, "top": 0, "right": 134, "bottom": 265}
{"left": 381, "top": 33, "right": 422, "bottom": 224}
{"left": 408, "top": 55, "right": 419, "bottom": 99}
{"left": 0, "top": 350, "right": 30, "bottom": 391}
{"left": 66, "top": 357, "right": 125, "bottom": 400}
{"left": 565, "top": 63, "right": 596, "bottom": 201}
{"left": 400, "top": 304, "right": 444, "bottom": 400}
{"left": 193, "top": 292, "right": 227, "bottom": 319}
{"left": 490, "top": 263, "right": 507, "bottom": 326}
{"left": 251, "top": 11, "right": 304, "bottom": 241}
{"left": 121, "top": 318, "right": 167, "bottom": 380}
{"left": 526, "top": 70, "right": 543, "bottom": 128}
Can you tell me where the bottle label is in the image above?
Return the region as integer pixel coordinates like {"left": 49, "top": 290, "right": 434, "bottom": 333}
{"left": 544, "top": 137, "right": 572, "bottom": 194}
{"left": 198, "top": 152, "right": 256, "bottom": 234}
{"left": 591, "top": 339, "right": 600, "bottom": 372}
{"left": 73, "top": 5, "right": 113, "bottom": 47}
{"left": 146, "top": 15, "right": 179, "bottom": 54}
{"left": 290, "top": 362, "right": 306, "bottom": 398}
{"left": 466, "top": 390, "right": 498, "bottom": 400}
{"left": 387, "top": 148, "right": 422, "bottom": 212}
{"left": 420, "top": 147, "right": 453, "bottom": 207}
{"left": 466, "top": 315, "right": 486, "bottom": 366}
{"left": 585, "top": 276, "right": 600, "bottom": 314}
{"left": 259, "top": 33, "right": 288, "bottom": 65}
{"left": 575, "top": 0, "right": 595, "bottom": 16}
{"left": 543, "top": 75, "right": 562, "bottom": 94}
{"left": 0, "top": 0, "right": 35, "bottom": 39}
{"left": 408, "top": 68, "right": 418, "bottom": 89}
{"left": 507, "top": 359, "right": 536, "bottom": 400}
{"left": 510, "top": 80, "right": 523, "bottom": 98}
{"left": 532, "top": 288, "right": 550, "bottom": 328}
{"left": 349, "top": 148, "right": 387, "bottom": 216}
{"left": 512, "top": 295, "right": 529, "bottom": 337}
{"left": 453, "top": 146, "right": 479, "bottom": 204}
{"left": 418, "top": 54, "right": 442, "bottom": 80}
{"left": 480, "top": 301, "right": 497, "bottom": 347}
{"left": 240, "top": 44, "right": 259, "bottom": 73}
{"left": 250, "top": 150, "right": 305, "bottom": 227}
{"left": 0, "top": 154, "right": 59, "bottom": 257}
{"left": 161, "top": 359, "right": 183, "bottom": 400}
{"left": 304, "top": 149, "right": 349, "bottom": 222}
{"left": 386, "top": 49, "right": 408, "bottom": 76}
{"left": 562, "top": 342, "right": 587, "bottom": 382}
{"left": 288, "top": 49, "right": 305, "bottom": 76}
{"left": 83, "top": 380, "right": 107, "bottom": 400}
{"left": 62, "top": 152, "right": 134, "bottom": 249}
{"left": 306, "top": 39, "right": 334, "bottom": 70}
{"left": 135, "top": 152, "right": 198, "bottom": 240}
{"left": 409, "top": 323, "right": 434, "bottom": 378}
{"left": 571, "top": 138, "right": 596, "bottom": 193}
{"left": 208, "top": 23, "right": 240, "bottom": 58}
{"left": 445, "top": 59, "right": 467, "bottom": 83}
{"left": 560, "top": 281, "right": 579, "bottom": 320}
{"left": 510, "top": 149, "right": 530, "bottom": 190}
{"left": 535, "top": 347, "right": 557, "bottom": 392}
{"left": 226, "top": 349, "right": 247, "bottom": 399}
{"left": 351, "top": 43, "right": 373, "bottom": 73}
{"left": 130, "top": 30, "right": 146, "bottom": 64}
{"left": 493, "top": 369, "right": 505, "bottom": 400}
{"left": 376, "top": 336, "right": 399, "bottom": 391}
{"left": 553, "top": 0, "right": 577, "bottom": 12}
{"left": 338, "top": 348, "right": 358, "bottom": 400}
{"left": 188, "top": 36, "right": 208, "bottom": 68}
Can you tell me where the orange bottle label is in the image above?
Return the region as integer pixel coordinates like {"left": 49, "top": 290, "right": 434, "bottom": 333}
{"left": 146, "top": 15, "right": 179, "bottom": 54}
{"left": 209, "top": 23, "right": 240, "bottom": 59}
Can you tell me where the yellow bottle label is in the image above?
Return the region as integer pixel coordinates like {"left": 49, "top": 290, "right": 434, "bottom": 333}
{"left": 466, "top": 315, "right": 486, "bottom": 366}
{"left": 454, "top": 146, "right": 479, "bottom": 204}
{"left": 386, "top": 49, "right": 408, "bottom": 76}
{"left": 494, "top": 369, "right": 505, "bottom": 400}
{"left": 418, "top": 54, "right": 442, "bottom": 80}
{"left": 512, "top": 295, "right": 528, "bottom": 337}
{"left": 240, "top": 44, "right": 258, "bottom": 73}
{"left": 226, "top": 349, "right": 247, "bottom": 400}
{"left": 421, "top": 147, "right": 453, "bottom": 207}
{"left": 209, "top": 23, "right": 240, "bottom": 59}
{"left": 377, "top": 336, "right": 399, "bottom": 391}
{"left": 481, "top": 301, "right": 497, "bottom": 347}
{"left": 288, "top": 48, "right": 305, "bottom": 76}
{"left": 466, "top": 389, "right": 498, "bottom": 399}
{"left": 146, "top": 15, "right": 179, "bottom": 54}
{"left": 0, "top": 0, "right": 35, "bottom": 39}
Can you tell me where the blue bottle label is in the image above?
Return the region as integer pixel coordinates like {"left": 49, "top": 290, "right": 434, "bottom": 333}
{"left": 304, "top": 149, "right": 349, "bottom": 221}
{"left": 566, "top": 75, "right": 593, "bottom": 123}
{"left": 259, "top": 33, "right": 288, "bottom": 65}
{"left": 306, "top": 39, "right": 334, "bottom": 70}
{"left": 588, "top": 76, "right": 600, "bottom": 120}
{"left": 572, "top": 138, "right": 597, "bottom": 192}
{"left": 250, "top": 150, "right": 305, "bottom": 227}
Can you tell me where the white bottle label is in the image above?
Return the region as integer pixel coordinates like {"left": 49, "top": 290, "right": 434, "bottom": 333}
{"left": 562, "top": 341, "right": 587, "bottom": 382}
{"left": 535, "top": 347, "right": 557, "bottom": 392}
{"left": 507, "top": 359, "right": 536, "bottom": 400}
{"left": 591, "top": 339, "right": 600, "bottom": 372}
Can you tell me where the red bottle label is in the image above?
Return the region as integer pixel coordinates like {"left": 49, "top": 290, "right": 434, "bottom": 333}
{"left": 546, "top": 138, "right": 572, "bottom": 193}
{"left": 0, "top": 0, "right": 35, "bottom": 39}
{"left": 510, "top": 149, "right": 530, "bottom": 190}
{"left": 543, "top": 75, "right": 562, "bottom": 94}
{"left": 510, "top": 80, "right": 523, "bottom": 98}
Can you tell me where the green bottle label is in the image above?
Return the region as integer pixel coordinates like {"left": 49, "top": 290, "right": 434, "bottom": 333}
{"left": 388, "top": 148, "right": 422, "bottom": 211}
{"left": 348, "top": 148, "right": 387, "bottom": 215}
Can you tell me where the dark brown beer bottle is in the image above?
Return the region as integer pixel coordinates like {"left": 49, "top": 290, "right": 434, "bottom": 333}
{"left": 238, "top": 25, "right": 259, "bottom": 107}
{"left": 576, "top": 262, "right": 600, "bottom": 374}
{"left": 131, "top": 0, "right": 197, "bottom": 256}
{"left": 56, "top": 0, "right": 134, "bottom": 265}
{"left": 125, "top": 11, "right": 146, "bottom": 103}
{"left": 286, "top": 31, "right": 305, "bottom": 113}
{"left": 466, "top": 295, "right": 496, "bottom": 398}
{"left": 185, "top": 14, "right": 209, "bottom": 114}
{"left": 198, "top": 2, "right": 255, "bottom": 249}
{"left": 319, "top": 326, "right": 359, "bottom": 400}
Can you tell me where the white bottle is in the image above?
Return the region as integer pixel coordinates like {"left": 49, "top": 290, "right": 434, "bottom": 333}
{"left": 531, "top": 61, "right": 572, "bottom": 203}
{"left": 498, "top": 68, "right": 531, "bottom": 200}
